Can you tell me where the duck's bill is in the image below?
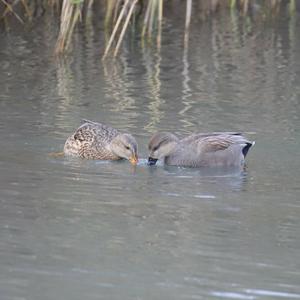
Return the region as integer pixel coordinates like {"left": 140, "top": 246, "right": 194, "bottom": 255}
{"left": 148, "top": 157, "right": 158, "bottom": 166}
{"left": 129, "top": 155, "right": 138, "bottom": 165}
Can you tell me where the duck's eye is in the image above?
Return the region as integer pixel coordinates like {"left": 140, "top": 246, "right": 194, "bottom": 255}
{"left": 153, "top": 146, "right": 158, "bottom": 151}
{"left": 125, "top": 146, "right": 130, "bottom": 150}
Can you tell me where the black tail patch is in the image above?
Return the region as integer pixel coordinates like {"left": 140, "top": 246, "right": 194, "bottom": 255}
{"left": 242, "top": 142, "right": 254, "bottom": 157}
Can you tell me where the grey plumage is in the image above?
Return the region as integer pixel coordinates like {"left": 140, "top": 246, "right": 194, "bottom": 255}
{"left": 148, "top": 132, "right": 254, "bottom": 168}
{"left": 64, "top": 120, "right": 138, "bottom": 164}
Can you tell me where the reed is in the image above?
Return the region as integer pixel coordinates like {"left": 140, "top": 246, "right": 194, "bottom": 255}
{"left": 0, "top": 0, "right": 295, "bottom": 56}
{"left": 55, "top": 0, "right": 84, "bottom": 54}
{"left": 1, "top": 0, "right": 25, "bottom": 23}
{"left": 102, "top": 0, "right": 131, "bottom": 60}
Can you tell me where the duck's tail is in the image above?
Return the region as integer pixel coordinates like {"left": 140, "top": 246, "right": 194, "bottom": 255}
{"left": 242, "top": 141, "right": 255, "bottom": 157}
{"left": 81, "top": 119, "right": 96, "bottom": 124}
{"left": 48, "top": 151, "right": 65, "bottom": 158}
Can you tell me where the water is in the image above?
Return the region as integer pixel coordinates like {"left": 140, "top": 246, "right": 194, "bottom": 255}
{"left": 1, "top": 8, "right": 300, "bottom": 300}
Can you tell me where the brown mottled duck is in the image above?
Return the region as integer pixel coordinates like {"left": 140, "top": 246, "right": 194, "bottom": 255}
{"left": 64, "top": 120, "right": 138, "bottom": 165}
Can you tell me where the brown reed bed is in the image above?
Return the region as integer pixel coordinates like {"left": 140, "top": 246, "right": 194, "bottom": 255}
{"left": 0, "top": 0, "right": 296, "bottom": 57}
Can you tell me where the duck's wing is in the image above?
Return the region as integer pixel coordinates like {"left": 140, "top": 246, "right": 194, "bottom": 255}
{"left": 165, "top": 133, "right": 254, "bottom": 167}
{"left": 74, "top": 122, "right": 119, "bottom": 145}
{"left": 195, "top": 133, "right": 252, "bottom": 153}
{"left": 72, "top": 122, "right": 120, "bottom": 159}
{"left": 182, "top": 132, "right": 242, "bottom": 144}
{"left": 182, "top": 134, "right": 253, "bottom": 167}
{"left": 81, "top": 119, "right": 102, "bottom": 125}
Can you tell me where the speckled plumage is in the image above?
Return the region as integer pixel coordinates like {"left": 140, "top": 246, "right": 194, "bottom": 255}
{"left": 64, "top": 120, "right": 137, "bottom": 162}
{"left": 148, "top": 132, "right": 254, "bottom": 168}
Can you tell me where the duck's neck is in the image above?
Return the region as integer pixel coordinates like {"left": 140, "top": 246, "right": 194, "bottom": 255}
{"left": 163, "top": 142, "right": 180, "bottom": 164}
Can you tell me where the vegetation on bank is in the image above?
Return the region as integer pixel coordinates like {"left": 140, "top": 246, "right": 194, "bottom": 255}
{"left": 0, "top": 0, "right": 297, "bottom": 58}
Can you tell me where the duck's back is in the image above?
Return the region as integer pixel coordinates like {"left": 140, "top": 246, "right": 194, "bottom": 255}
{"left": 64, "top": 120, "right": 120, "bottom": 159}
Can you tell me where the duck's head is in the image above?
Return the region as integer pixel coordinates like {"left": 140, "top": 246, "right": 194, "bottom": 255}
{"left": 148, "top": 132, "right": 178, "bottom": 165}
{"left": 111, "top": 134, "right": 138, "bottom": 165}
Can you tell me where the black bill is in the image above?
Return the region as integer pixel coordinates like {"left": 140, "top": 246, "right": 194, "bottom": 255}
{"left": 148, "top": 157, "right": 158, "bottom": 166}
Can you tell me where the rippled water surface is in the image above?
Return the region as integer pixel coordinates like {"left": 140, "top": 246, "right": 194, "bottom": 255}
{"left": 1, "top": 8, "right": 300, "bottom": 300}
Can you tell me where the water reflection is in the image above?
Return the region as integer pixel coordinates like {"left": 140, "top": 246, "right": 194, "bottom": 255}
{"left": 142, "top": 49, "right": 164, "bottom": 132}
{"left": 179, "top": 38, "right": 195, "bottom": 131}
{"left": 103, "top": 58, "right": 137, "bottom": 113}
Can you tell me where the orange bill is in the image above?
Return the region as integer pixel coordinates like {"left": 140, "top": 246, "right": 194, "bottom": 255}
{"left": 129, "top": 155, "right": 138, "bottom": 165}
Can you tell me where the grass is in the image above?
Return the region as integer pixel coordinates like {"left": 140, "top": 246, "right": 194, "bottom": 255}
{"left": 0, "top": 0, "right": 297, "bottom": 57}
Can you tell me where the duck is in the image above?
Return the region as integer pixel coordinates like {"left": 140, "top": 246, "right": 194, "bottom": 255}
{"left": 148, "top": 132, "right": 254, "bottom": 168}
{"left": 64, "top": 120, "right": 138, "bottom": 165}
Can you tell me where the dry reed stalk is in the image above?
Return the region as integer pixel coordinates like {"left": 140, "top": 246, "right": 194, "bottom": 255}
{"left": 20, "top": 0, "right": 32, "bottom": 20}
{"left": 113, "top": 0, "right": 138, "bottom": 57}
{"left": 55, "top": 0, "right": 83, "bottom": 55}
{"left": 113, "top": 0, "right": 122, "bottom": 24}
{"left": 104, "top": 0, "right": 117, "bottom": 29}
{"left": 1, "top": 0, "right": 24, "bottom": 23}
{"left": 289, "top": 0, "right": 296, "bottom": 14}
{"left": 230, "top": 0, "right": 236, "bottom": 9}
{"left": 65, "top": 6, "right": 81, "bottom": 49}
{"left": 55, "top": 0, "right": 73, "bottom": 54}
{"left": 102, "top": 0, "right": 131, "bottom": 60}
{"left": 48, "top": 0, "right": 61, "bottom": 12}
{"left": 141, "top": 0, "right": 151, "bottom": 37}
{"left": 156, "top": 0, "right": 163, "bottom": 48}
{"left": 48, "top": 0, "right": 58, "bottom": 5}
{"left": 242, "top": 0, "right": 249, "bottom": 15}
{"left": 184, "top": 0, "right": 192, "bottom": 46}
{"left": 87, "top": 0, "right": 93, "bottom": 10}
{"left": 147, "top": 0, "right": 156, "bottom": 38}
{"left": 142, "top": 0, "right": 164, "bottom": 45}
